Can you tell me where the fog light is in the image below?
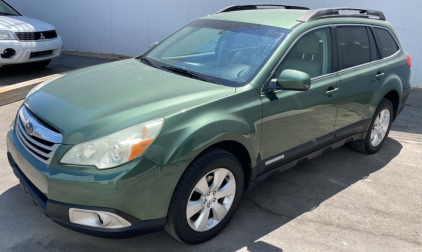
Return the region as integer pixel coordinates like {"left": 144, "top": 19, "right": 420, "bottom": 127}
{"left": 69, "top": 208, "right": 131, "bottom": 229}
{"left": 1, "top": 48, "right": 16, "bottom": 58}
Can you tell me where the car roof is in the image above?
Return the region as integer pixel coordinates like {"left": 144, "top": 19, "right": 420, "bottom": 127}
{"left": 202, "top": 7, "right": 389, "bottom": 30}
{"left": 202, "top": 9, "right": 308, "bottom": 29}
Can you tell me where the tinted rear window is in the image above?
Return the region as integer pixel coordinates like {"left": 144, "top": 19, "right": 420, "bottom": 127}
{"left": 374, "top": 28, "right": 399, "bottom": 58}
{"left": 337, "top": 26, "right": 371, "bottom": 70}
{"left": 368, "top": 28, "right": 380, "bottom": 61}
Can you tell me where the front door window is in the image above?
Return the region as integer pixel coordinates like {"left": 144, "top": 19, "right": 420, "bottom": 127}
{"left": 276, "top": 27, "right": 332, "bottom": 79}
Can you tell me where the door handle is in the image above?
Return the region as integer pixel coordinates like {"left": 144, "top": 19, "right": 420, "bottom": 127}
{"left": 324, "top": 87, "right": 339, "bottom": 97}
{"left": 375, "top": 72, "right": 385, "bottom": 79}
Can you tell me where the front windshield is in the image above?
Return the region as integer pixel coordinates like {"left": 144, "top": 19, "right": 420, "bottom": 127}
{"left": 0, "top": 1, "right": 20, "bottom": 16}
{"left": 145, "top": 19, "right": 291, "bottom": 87}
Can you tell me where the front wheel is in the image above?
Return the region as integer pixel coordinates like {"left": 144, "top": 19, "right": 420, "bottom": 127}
{"left": 165, "top": 148, "right": 244, "bottom": 244}
{"left": 351, "top": 99, "right": 394, "bottom": 154}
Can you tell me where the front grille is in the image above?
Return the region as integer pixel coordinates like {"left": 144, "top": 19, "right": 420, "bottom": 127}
{"left": 30, "top": 50, "right": 53, "bottom": 58}
{"left": 14, "top": 30, "right": 57, "bottom": 41}
{"left": 16, "top": 106, "right": 62, "bottom": 165}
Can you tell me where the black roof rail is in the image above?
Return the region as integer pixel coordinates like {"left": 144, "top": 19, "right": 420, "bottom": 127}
{"left": 217, "top": 4, "right": 309, "bottom": 13}
{"left": 297, "top": 8, "right": 386, "bottom": 22}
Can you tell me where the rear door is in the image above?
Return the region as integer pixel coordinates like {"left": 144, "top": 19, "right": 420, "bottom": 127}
{"left": 334, "top": 25, "right": 387, "bottom": 139}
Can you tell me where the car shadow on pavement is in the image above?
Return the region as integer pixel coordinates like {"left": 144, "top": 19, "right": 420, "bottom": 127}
{"left": 390, "top": 91, "right": 422, "bottom": 135}
{"left": 0, "top": 138, "right": 402, "bottom": 252}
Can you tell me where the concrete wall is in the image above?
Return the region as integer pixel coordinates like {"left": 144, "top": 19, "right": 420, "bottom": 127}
{"left": 5, "top": 0, "right": 422, "bottom": 87}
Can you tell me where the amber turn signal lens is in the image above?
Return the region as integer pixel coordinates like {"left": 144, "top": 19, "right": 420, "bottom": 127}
{"left": 61, "top": 118, "right": 164, "bottom": 169}
{"left": 129, "top": 138, "right": 153, "bottom": 160}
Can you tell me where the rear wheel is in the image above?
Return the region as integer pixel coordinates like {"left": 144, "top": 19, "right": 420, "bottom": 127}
{"left": 351, "top": 99, "right": 394, "bottom": 154}
{"left": 165, "top": 148, "right": 244, "bottom": 244}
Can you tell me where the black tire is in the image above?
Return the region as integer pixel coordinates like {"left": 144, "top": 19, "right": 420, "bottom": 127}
{"left": 165, "top": 148, "right": 244, "bottom": 244}
{"left": 31, "top": 59, "right": 51, "bottom": 68}
{"left": 351, "top": 99, "right": 394, "bottom": 154}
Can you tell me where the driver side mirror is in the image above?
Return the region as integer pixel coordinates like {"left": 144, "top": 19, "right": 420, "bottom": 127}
{"left": 266, "top": 69, "right": 311, "bottom": 92}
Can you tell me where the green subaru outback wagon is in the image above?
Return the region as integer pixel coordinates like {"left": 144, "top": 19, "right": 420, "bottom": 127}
{"left": 6, "top": 4, "right": 411, "bottom": 244}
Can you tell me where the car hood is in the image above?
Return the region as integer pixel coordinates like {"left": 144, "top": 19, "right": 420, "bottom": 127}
{"left": 25, "top": 59, "right": 235, "bottom": 144}
{"left": 0, "top": 16, "right": 55, "bottom": 31}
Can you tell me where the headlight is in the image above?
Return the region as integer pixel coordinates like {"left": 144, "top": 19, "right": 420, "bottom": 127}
{"left": 26, "top": 75, "right": 65, "bottom": 98}
{"left": 0, "top": 30, "right": 16, "bottom": 40}
{"left": 60, "top": 119, "right": 164, "bottom": 169}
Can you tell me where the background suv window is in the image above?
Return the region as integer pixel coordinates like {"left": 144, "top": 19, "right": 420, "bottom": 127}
{"left": 337, "top": 26, "right": 371, "bottom": 70}
{"left": 276, "top": 27, "right": 332, "bottom": 79}
{"left": 0, "top": 1, "right": 19, "bottom": 15}
{"left": 374, "top": 28, "right": 399, "bottom": 58}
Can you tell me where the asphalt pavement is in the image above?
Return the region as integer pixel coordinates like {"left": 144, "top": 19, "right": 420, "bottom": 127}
{"left": 0, "top": 54, "right": 116, "bottom": 87}
{"left": 0, "top": 91, "right": 421, "bottom": 252}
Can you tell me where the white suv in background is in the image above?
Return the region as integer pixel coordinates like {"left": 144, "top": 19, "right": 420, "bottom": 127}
{"left": 0, "top": 0, "right": 62, "bottom": 68}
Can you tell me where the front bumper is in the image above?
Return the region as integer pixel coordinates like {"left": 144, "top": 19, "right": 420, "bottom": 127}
{"left": 8, "top": 152, "right": 166, "bottom": 238}
{"left": 0, "top": 36, "right": 62, "bottom": 66}
{"left": 5, "top": 125, "right": 185, "bottom": 238}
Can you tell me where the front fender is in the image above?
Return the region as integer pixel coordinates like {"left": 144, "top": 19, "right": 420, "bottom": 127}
{"left": 145, "top": 86, "right": 262, "bottom": 168}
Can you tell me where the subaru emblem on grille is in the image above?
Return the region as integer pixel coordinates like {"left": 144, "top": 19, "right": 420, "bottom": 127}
{"left": 40, "top": 33, "right": 45, "bottom": 39}
{"left": 25, "top": 121, "right": 34, "bottom": 135}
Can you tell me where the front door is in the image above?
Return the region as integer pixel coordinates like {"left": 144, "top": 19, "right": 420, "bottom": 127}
{"left": 260, "top": 27, "right": 340, "bottom": 174}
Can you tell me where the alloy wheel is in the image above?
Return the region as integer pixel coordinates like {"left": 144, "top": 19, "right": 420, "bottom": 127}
{"left": 371, "top": 109, "right": 390, "bottom": 147}
{"left": 186, "top": 168, "right": 236, "bottom": 232}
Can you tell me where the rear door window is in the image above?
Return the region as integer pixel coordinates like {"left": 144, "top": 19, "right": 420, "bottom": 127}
{"left": 368, "top": 28, "right": 380, "bottom": 61}
{"left": 336, "top": 26, "right": 371, "bottom": 70}
{"left": 374, "top": 28, "right": 399, "bottom": 58}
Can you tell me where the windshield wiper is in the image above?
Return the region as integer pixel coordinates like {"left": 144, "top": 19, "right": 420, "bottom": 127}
{"left": 161, "top": 66, "right": 221, "bottom": 85}
{"left": 136, "top": 55, "right": 156, "bottom": 68}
